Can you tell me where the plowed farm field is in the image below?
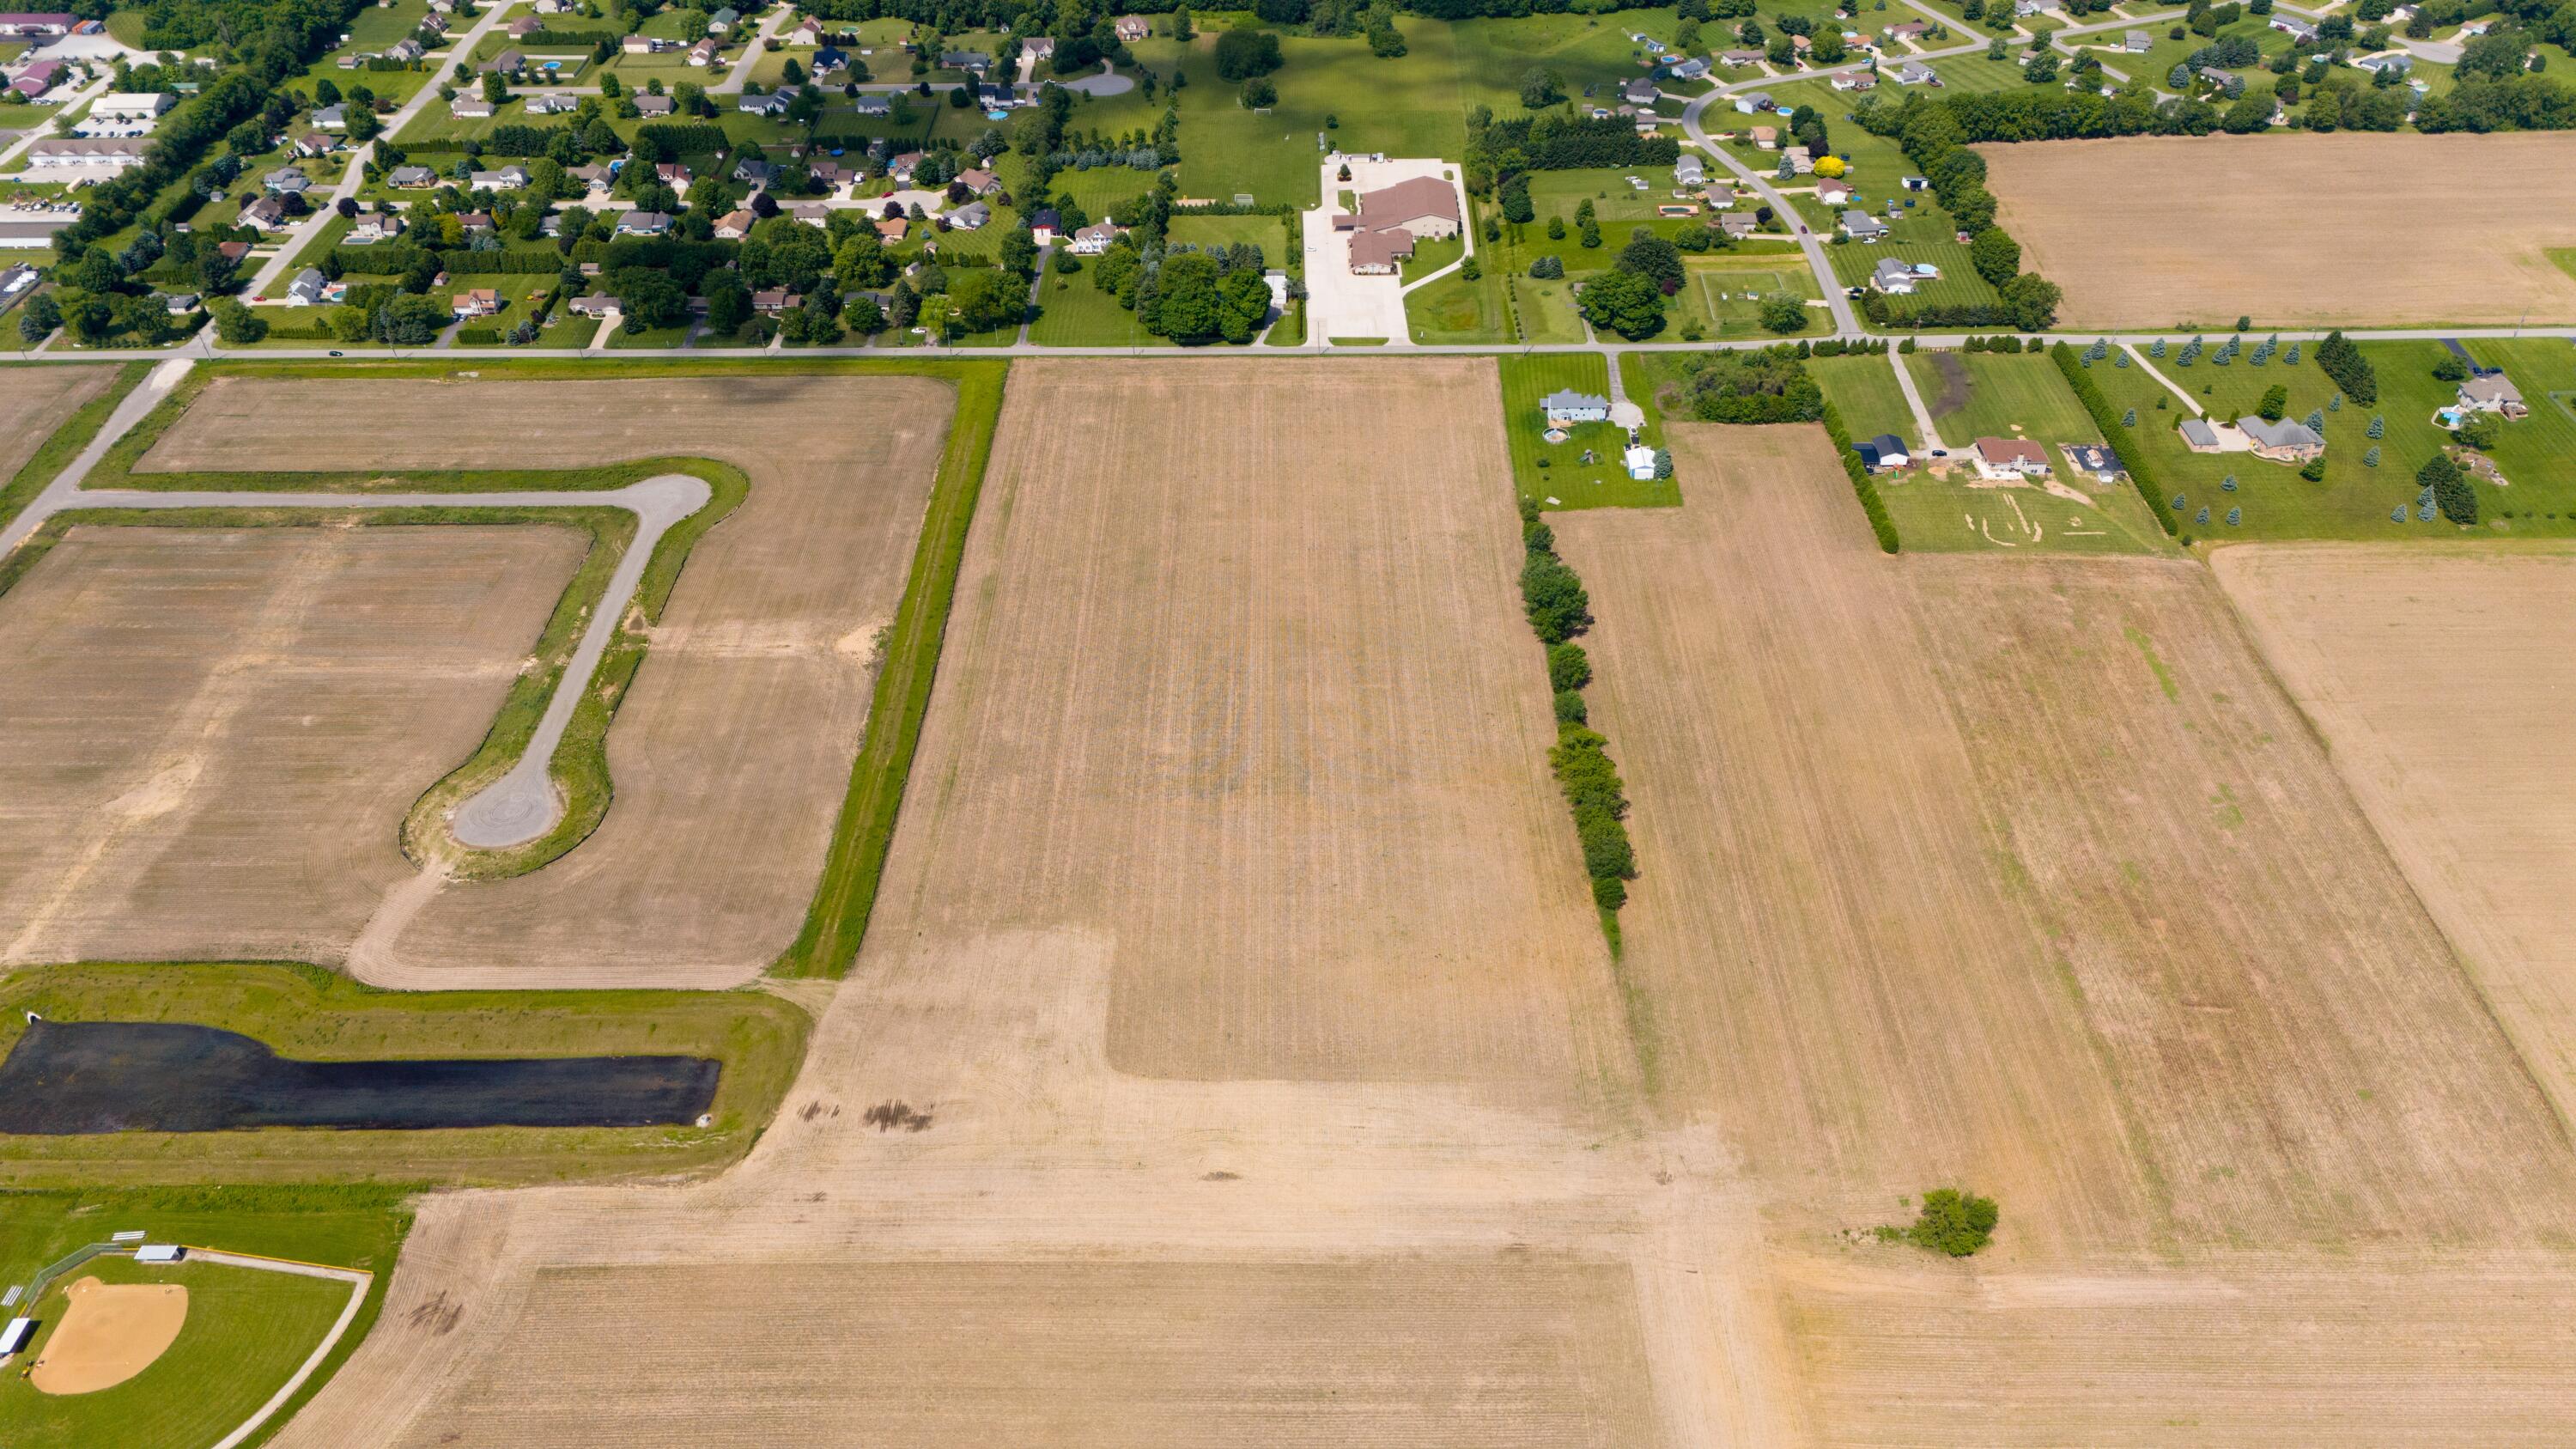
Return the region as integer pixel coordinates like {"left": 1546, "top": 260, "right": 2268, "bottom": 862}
{"left": 0, "top": 365, "right": 114, "bottom": 481}
{"left": 1978, "top": 133, "right": 2576, "bottom": 329}
{"left": 0, "top": 525, "right": 586, "bottom": 965}
{"left": 1552, "top": 424, "right": 2576, "bottom": 1258}
{"left": 2215, "top": 543, "right": 2576, "bottom": 1127}
{"left": 883, "top": 357, "right": 1633, "bottom": 1092}
{"left": 134, "top": 374, "right": 952, "bottom": 987}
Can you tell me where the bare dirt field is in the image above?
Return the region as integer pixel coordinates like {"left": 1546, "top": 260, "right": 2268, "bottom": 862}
{"left": 900, "top": 357, "right": 1632, "bottom": 1089}
{"left": 2215, "top": 543, "right": 2576, "bottom": 1126}
{"left": 137, "top": 374, "right": 951, "bottom": 988}
{"left": 0, "top": 525, "right": 586, "bottom": 965}
{"left": 1978, "top": 133, "right": 2576, "bottom": 328}
{"left": 28, "top": 1276, "right": 186, "bottom": 1395}
{"left": 0, "top": 365, "right": 114, "bottom": 483}
{"left": 1553, "top": 424, "right": 2576, "bottom": 1257}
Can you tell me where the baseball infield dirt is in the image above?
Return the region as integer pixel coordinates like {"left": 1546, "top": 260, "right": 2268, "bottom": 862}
{"left": 28, "top": 1276, "right": 187, "bottom": 1395}
{"left": 1979, "top": 133, "right": 2576, "bottom": 329}
{"left": 0, "top": 366, "right": 115, "bottom": 485}
{"left": 136, "top": 374, "right": 951, "bottom": 988}
{"left": 0, "top": 525, "right": 587, "bottom": 966}
{"left": 2214, "top": 543, "right": 2576, "bottom": 1127}
{"left": 1553, "top": 424, "right": 2576, "bottom": 1257}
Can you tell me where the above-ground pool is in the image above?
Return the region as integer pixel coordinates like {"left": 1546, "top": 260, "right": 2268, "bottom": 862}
{"left": 0, "top": 1020, "right": 721, "bottom": 1133}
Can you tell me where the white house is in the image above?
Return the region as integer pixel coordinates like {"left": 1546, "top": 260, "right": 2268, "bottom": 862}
{"left": 1542, "top": 389, "right": 1612, "bottom": 425}
{"left": 1973, "top": 435, "right": 2051, "bottom": 479}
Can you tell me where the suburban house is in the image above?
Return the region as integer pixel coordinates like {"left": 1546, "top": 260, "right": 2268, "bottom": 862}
{"left": 286, "top": 267, "right": 329, "bottom": 305}
{"left": 482, "top": 49, "right": 526, "bottom": 76}
{"left": 293, "top": 131, "right": 337, "bottom": 157}
{"left": 739, "top": 90, "right": 793, "bottom": 116}
{"left": 2238, "top": 415, "right": 2325, "bottom": 462}
{"left": 2061, "top": 443, "right": 2125, "bottom": 482}
{"left": 955, "top": 167, "right": 1001, "bottom": 196}
{"left": 1734, "top": 90, "right": 1776, "bottom": 113}
{"left": 450, "top": 95, "right": 495, "bottom": 119}
{"left": 813, "top": 46, "right": 849, "bottom": 74}
{"left": 1667, "top": 57, "right": 1709, "bottom": 81}
{"left": 239, "top": 196, "right": 290, "bottom": 230}
{"left": 876, "top": 216, "right": 908, "bottom": 240}
{"left": 2123, "top": 28, "right": 2153, "bottom": 51}
{"left": 1884, "top": 20, "right": 1929, "bottom": 44}
{"left": 1973, "top": 435, "right": 2051, "bottom": 479}
{"left": 708, "top": 6, "right": 740, "bottom": 33}
{"left": 349, "top": 212, "right": 405, "bottom": 242}
{"left": 888, "top": 150, "right": 924, "bottom": 182}
{"left": 2356, "top": 52, "right": 2413, "bottom": 76}
{"left": 656, "top": 161, "right": 693, "bottom": 185}
{"left": 1816, "top": 177, "right": 1855, "bottom": 208}
{"left": 1721, "top": 48, "right": 1764, "bottom": 66}
{"left": 1621, "top": 76, "right": 1658, "bottom": 105}
{"left": 1829, "top": 68, "right": 1875, "bottom": 90}
{"left": 1543, "top": 390, "right": 1612, "bottom": 425}
{"left": 470, "top": 165, "right": 529, "bottom": 190}
{"left": 948, "top": 200, "right": 992, "bottom": 229}
{"left": 854, "top": 94, "right": 893, "bottom": 116}
{"left": 313, "top": 103, "right": 348, "bottom": 130}
{"left": 568, "top": 163, "right": 615, "bottom": 192}
{"left": 2179, "top": 417, "right": 2223, "bottom": 451}
{"left": 616, "top": 210, "right": 674, "bottom": 236}
{"left": 1674, "top": 154, "right": 1705, "bottom": 186}
{"left": 789, "top": 202, "right": 831, "bottom": 228}
{"left": 389, "top": 165, "right": 438, "bottom": 188}
{"left": 452, "top": 287, "right": 501, "bottom": 318}
{"left": 261, "top": 167, "right": 311, "bottom": 193}
{"left": 568, "top": 293, "right": 620, "bottom": 319}
{"left": 1024, "top": 35, "right": 1056, "bottom": 60}
{"left": 1115, "top": 15, "right": 1151, "bottom": 41}
{"left": 1853, "top": 433, "right": 1910, "bottom": 471}
{"left": 714, "top": 210, "right": 756, "bottom": 239}
{"left": 1029, "top": 210, "right": 1064, "bottom": 246}
{"left": 688, "top": 38, "right": 720, "bottom": 66}
{"left": 2269, "top": 15, "right": 2318, "bottom": 40}
{"left": 623, "top": 34, "right": 671, "bottom": 54}
{"left": 2197, "top": 66, "right": 2236, "bottom": 88}
{"left": 2458, "top": 373, "right": 2527, "bottom": 417}
{"left": 751, "top": 288, "right": 799, "bottom": 314}
{"left": 733, "top": 156, "right": 777, "bottom": 186}
{"left": 1718, "top": 212, "right": 1758, "bottom": 239}
{"left": 635, "top": 94, "right": 676, "bottom": 117}
{"left": 1891, "top": 59, "right": 1940, "bottom": 84}
{"left": 527, "top": 94, "right": 579, "bottom": 114}
{"left": 507, "top": 15, "right": 541, "bottom": 37}
{"left": 456, "top": 210, "right": 496, "bottom": 235}
{"left": 1749, "top": 125, "right": 1778, "bottom": 149}
{"left": 1783, "top": 144, "right": 1814, "bottom": 173}
{"left": 1869, "top": 256, "right": 1939, "bottom": 293}
{"left": 26, "top": 138, "right": 149, "bottom": 172}
{"left": 792, "top": 17, "right": 824, "bottom": 44}
{"left": 1067, "top": 221, "right": 1122, "bottom": 254}
{"left": 941, "top": 51, "right": 992, "bottom": 72}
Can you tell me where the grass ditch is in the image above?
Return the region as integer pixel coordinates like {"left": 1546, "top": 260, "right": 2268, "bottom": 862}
{"left": 771, "top": 360, "right": 1008, "bottom": 978}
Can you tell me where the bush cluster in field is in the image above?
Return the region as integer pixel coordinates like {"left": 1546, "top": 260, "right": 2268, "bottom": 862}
{"left": 1878, "top": 1187, "right": 2001, "bottom": 1257}
{"left": 1518, "top": 499, "right": 1636, "bottom": 915}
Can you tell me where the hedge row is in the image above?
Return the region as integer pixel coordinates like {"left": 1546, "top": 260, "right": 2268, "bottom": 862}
{"left": 2050, "top": 342, "right": 2175, "bottom": 538}
{"left": 1516, "top": 499, "right": 1637, "bottom": 915}
{"left": 1818, "top": 401, "right": 1900, "bottom": 555}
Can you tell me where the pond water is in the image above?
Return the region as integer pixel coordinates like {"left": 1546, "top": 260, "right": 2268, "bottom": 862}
{"left": 0, "top": 1021, "right": 720, "bottom": 1134}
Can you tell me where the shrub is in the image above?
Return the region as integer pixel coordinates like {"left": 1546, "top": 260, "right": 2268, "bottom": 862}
{"left": 1547, "top": 642, "right": 1592, "bottom": 692}
{"left": 1554, "top": 688, "right": 1589, "bottom": 725}
{"left": 2256, "top": 383, "right": 2287, "bottom": 421}
{"left": 1528, "top": 254, "right": 1564, "bottom": 279}
{"left": 1903, "top": 1188, "right": 1999, "bottom": 1257}
{"left": 2420, "top": 451, "right": 2476, "bottom": 524}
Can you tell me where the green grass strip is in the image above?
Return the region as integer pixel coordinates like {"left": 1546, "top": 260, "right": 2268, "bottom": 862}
{"left": 1818, "top": 400, "right": 1902, "bottom": 554}
{"left": 772, "top": 360, "right": 1009, "bottom": 979}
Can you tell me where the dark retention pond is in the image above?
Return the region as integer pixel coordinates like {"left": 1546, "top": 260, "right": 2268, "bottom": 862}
{"left": 0, "top": 1021, "right": 720, "bottom": 1134}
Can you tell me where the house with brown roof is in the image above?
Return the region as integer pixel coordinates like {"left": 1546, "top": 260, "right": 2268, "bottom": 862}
{"left": 1114, "top": 14, "right": 1151, "bottom": 41}
{"left": 714, "top": 209, "right": 756, "bottom": 239}
{"left": 1972, "top": 435, "right": 2051, "bottom": 480}
{"left": 1354, "top": 176, "right": 1460, "bottom": 238}
{"left": 452, "top": 288, "right": 501, "bottom": 318}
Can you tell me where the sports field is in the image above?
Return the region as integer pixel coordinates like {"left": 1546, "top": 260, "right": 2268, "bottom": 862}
{"left": 1980, "top": 133, "right": 2576, "bottom": 329}
{"left": 131, "top": 373, "right": 953, "bottom": 987}
{"left": 1552, "top": 423, "right": 2576, "bottom": 1256}
{"left": 2214, "top": 543, "right": 2576, "bottom": 1127}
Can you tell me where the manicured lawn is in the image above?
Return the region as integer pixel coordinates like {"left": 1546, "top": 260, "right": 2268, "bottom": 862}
{"left": 1809, "top": 351, "right": 1917, "bottom": 443}
{"left": 1905, "top": 349, "right": 2103, "bottom": 447}
{"left": 1147, "top": 30, "right": 1467, "bottom": 208}
{"left": 1498, "top": 353, "right": 1678, "bottom": 510}
{"left": 1166, "top": 211, "right": 1292, "bottom": 265}
{"left": 1399, "top": 230, "right": 1465, "bottom": 283}
{"left": 1034, "top": 161, "right": 1163, "bottom": 221}
{"left": 1448, "top": 9, "right": 1685, "bottom": 113}
{"left": 1403, "top": 264, "right": 1508, "bottom": 343}
{"left": 1875, "top": 461, "right": 2170, "bottom": 554}
{"left": 1925, "top": 52, "right": 2048, "bottom": 92}
{"left": 1508, "top": 270, "right": 1589, "bottom": 344}
{"left": 1024, "top": 269, "right": 1171, "bottom": 346}
{"left": 2084, "top": 338, "right": 2576, "bottom": 540}
{"left": 0, "top": 1251, "right": 354, "bottom": 1449}
{"left": 1672, "top": 250, "right": 1820, "bottom": 340}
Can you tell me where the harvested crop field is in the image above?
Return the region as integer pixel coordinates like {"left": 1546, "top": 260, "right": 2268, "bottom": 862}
{"left": 2215, "top": 543, "right": 2576, "bottom": 1126}
{"left": 0, "top": 524, "right": 586, "bottom": 966}
{"left": 1979, "top": 133, "right": 2576, "bottom": 329}
{"left": 883, "top": 357, "right": 1631, "bottom": 1089}
{"left": 138, "top": 374, "right": 952, "bottom": 988}
{"left": 1552, "top": 424, "right": 2576, "bottom": 1257}
{"left": 0, "top": 365, "right": 114, "bottom": 483}
{"left": 1783, "top": 1252, "right": 2576, "bottom": 1446}
{"left": 385, "top": 1257, "right": 1662, "bottom": 1448}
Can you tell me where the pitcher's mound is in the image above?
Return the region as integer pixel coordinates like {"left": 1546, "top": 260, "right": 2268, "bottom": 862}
{"left": 29, "top": 1275, "right": 188, "bottom": 1395}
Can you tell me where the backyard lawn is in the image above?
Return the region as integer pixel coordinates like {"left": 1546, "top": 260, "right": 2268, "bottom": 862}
{"left": 1498, "top": 352, "right": 1676, "bottom": 510}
